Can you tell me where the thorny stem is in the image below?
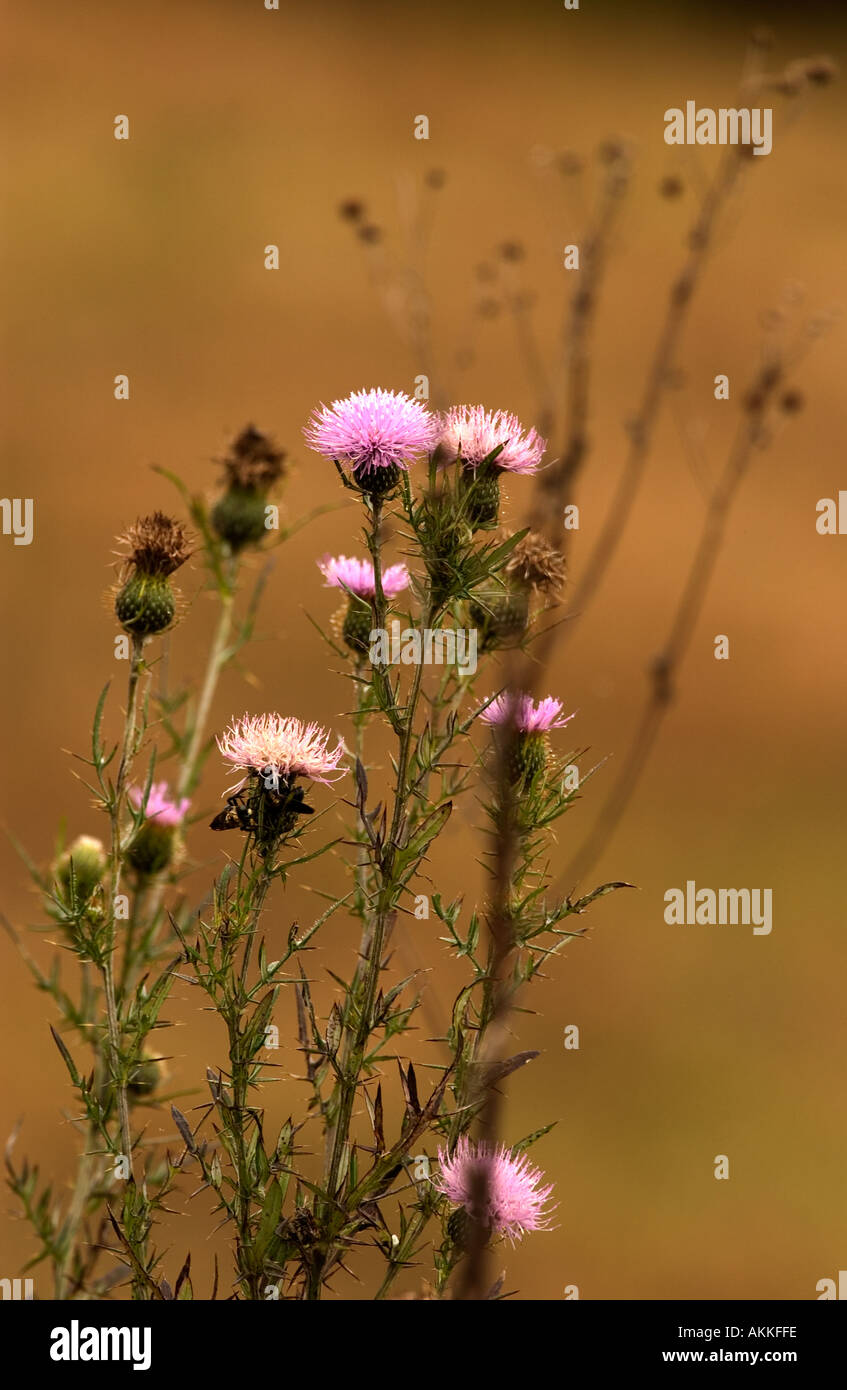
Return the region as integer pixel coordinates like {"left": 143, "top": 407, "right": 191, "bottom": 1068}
{"left": 226, "top": 850, "right": 278, "bottom": 1299}
{"left": 316, "top": 497, "right": 433, "bottom": 1294}
{"left": 104, "top": 633, "right": 146, "bottom": 1184}
{"left": 178, "top": 554, "right": 238, "bottom": 797}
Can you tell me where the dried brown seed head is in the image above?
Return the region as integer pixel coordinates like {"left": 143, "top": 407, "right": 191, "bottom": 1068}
{"left": 803, "top": 56, "right": 839, "bottom": 86}
{"left": 505, "top": 531, "right": 567, "bottom": 597}
{"left": 557, "top": 151, "right": 584, "bottom": 177}
{"left": 659, "top": 175, "right": 684, "bottom": 199}
{"left": 117, "top": 511, "right": 191, "bottom": 577}
{"left": 499, "top": 240, "right": 525, "bottom": 262}
{"left": 221, "top": 424, "right": 286, "bottom": 491}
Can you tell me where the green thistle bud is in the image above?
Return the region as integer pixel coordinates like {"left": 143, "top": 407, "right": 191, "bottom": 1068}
{"left": 469, "top": 584, "right": 529, "bottom": 650}
{"left": 115, "top": 571, "right": 175, "bottom": 636}
{"left": 342, "top": 597, "right": 373, "bottom": 655}
{"left": 55, "top": 835, "right": 107, "bottom": 905}
{"left": 128, "top": 1050, "right": 169, "bottom": 1100}
{"left": 211, "top": 486, "right": 268, "bottom": 550}
{"left": 462, "top": 464, "right": 500, "bottom": 529}
{"left": 125, "top": 821, "right": 177, "bottom": 877}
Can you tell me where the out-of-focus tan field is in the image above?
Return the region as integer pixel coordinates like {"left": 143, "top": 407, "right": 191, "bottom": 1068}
{"left": 1, "top": 0, "right": 845, "bottom": 1298}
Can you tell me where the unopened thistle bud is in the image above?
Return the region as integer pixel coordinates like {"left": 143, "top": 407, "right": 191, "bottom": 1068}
{"left": 114, "top": 512, "right": 191, "bottom": 638}
{"left": 211, "top": 424, "right": 286, "bottom": 551}
{"left": 468, "top": 582, "right": 530, "bottom": 650}
{"left": 55, "top": 835, "right": 107, "bottom": 906}
{"left": 128, "top": 1048, "right": 170, "bottom": 1100}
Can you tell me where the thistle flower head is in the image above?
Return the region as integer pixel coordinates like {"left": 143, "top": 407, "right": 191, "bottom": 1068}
{"left": 303, "top": 388, "right": 439, "bottom": 477}
{"left": 219, "top": 424, "right": 286, "bottom": 492}
{"left": 318, "top": 554, "right": 410, "bottom": 600}
{"left": 217, "top": 713, "right": 347, "bottom": 786}
{"left": 440, "top": 405, "right": 546, "bottom": 475}
{"left": 116, "top": 512, "right": 191, "bottom": 577}
{"left": 479, "top": 692, "right": 574, "bottom": 733}
{"left": 504, "top": 531, "right": 567, "bottom": 597}
{"left": 129, "top": 781, "right": 190, "bottom": 828}
{"left": 435, "top": 1138, "right": 555, "bottom": 1244}
{"left": 114, "top": 513, "right": 191, "bottom": 637}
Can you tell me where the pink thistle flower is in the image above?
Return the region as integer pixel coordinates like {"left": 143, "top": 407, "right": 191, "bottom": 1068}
{"left": 435, "top": 1138, "right": 555, "bottom": 1243}
{"left": 440, "top": 405, "right": 546, "bottom": 475}
{"left": 303, "top": 388, "right": 439, "bottom": 477}
{"left": 479, "top": 692, "right": 574, "bottom": 733}
{"left": 217, "top": 713, "right": 347, "bottom": 786}
{"left": 318, "top": 554, "right": 410, "bottom": 601}
{"left": 129, "top": 781, "right": 190, "bottom": 827}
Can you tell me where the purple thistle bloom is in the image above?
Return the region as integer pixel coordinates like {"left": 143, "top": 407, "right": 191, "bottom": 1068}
{"left": 318, "top": 554, "right": 410, "bottom": 600}
{"left": 129, "top": 781, "right": 190, "bottom": 828}
{"left": 479, "top": 692, "right": 574, "bottom": 733}
{"left": 440, "top": 405, "right": 546, "bottom": 475}
{"left": 435, "top": 1138, "right": 555, "bottom": 1244}
{"left": 304, "top": 388, "right": 439, "bottom": 477}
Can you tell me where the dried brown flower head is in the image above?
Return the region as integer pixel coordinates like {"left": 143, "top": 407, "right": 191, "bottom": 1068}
{"left": 597, "top": 138, "right": 626, "bottom": 166}
{"left": 505, "top": 531, "right": 567, "bottom": 597}
{"left": 557, "top": 151, "right": 583, "bottom": 177}
{"left": 221, "top": 424, "right": 286, "bottom": 492}
{"left": 659, "top": 175, "right": 684, "bottom": 199}
{"left": 782, "top": 56, "right": 839, "bottom": 92}
{"left": 803, "top": 56, "right": 839, "bottom": 86}
{"left": 117, "top": 512, "right": 191, "bottom": 577}
{"left": 499, "top": 240, "right": 525, "bottom": 262}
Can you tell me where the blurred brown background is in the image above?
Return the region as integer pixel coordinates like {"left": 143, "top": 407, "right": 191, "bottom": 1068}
{"left": 1, "top": 0, "right": 845, "bottom": 1299}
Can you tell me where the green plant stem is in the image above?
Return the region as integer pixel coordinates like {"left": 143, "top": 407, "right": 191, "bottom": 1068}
{"left": 103, "top": 634, "right": 146, "bottom": 1183}
{"left": 178, "top": 555, "right": 238, "bottom": 797}
{"left": 229, "top": 851, "right": 277, "bottom": 1298}
{"left": 316, "top": 587, "right": 432, "bottom": 1295}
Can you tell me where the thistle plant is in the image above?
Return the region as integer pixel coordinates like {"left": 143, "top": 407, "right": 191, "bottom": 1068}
{"left": 2, "top": 16, "right": 837, "bottom": 1315}
{"left": 6, "top": 389, "right": 626, "bottom": 1301}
